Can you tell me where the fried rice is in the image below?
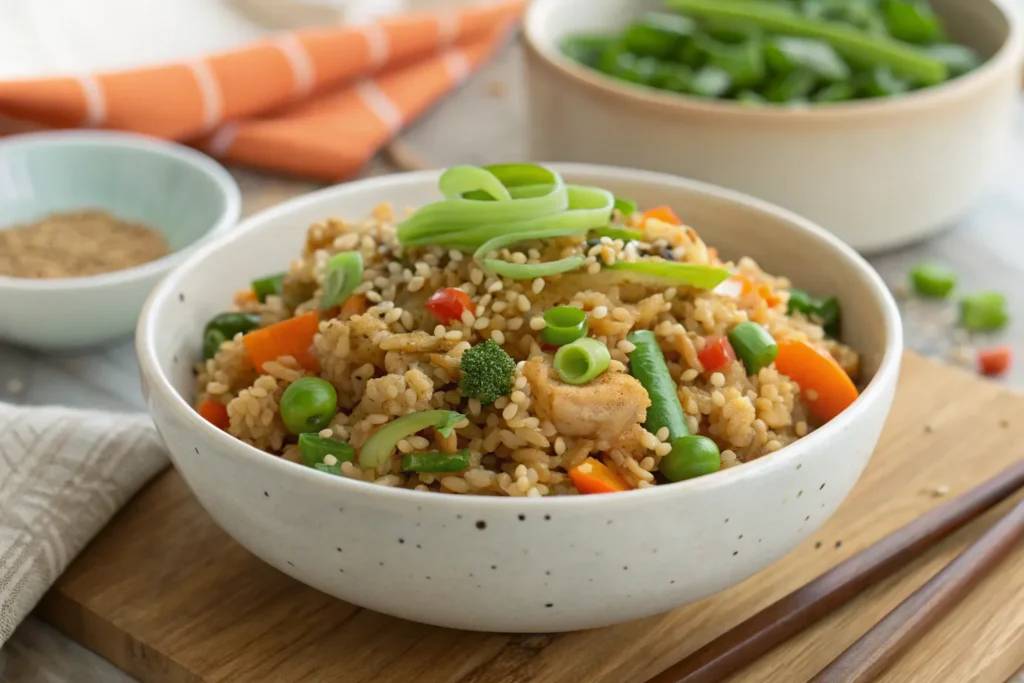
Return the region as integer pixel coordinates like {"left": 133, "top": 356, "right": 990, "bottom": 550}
{"left": 195, "top": 200, "right": 860, "bottom": 497}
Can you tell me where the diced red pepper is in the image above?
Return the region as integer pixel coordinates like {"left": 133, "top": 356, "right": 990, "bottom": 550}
{"left": 198, "top": 400, "right": 229, "bottom": 430}
{"left": 697, "top": 336, "right": 736, "bottom": 373}
{"left": 978, "top": 346, "right": 1012, "bottom": 377}
{"left": 425, "top": 288, "right": 474, "bottom": 324}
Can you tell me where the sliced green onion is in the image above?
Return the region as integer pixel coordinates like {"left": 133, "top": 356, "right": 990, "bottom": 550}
{"left": 252, "top": 273, "right": 285, "bottom": 302}
{"left": 320, "top": 251, "right": 364, "bottom": 311}
{"left": 960, "top": 292, "right": 1009, "bottom": 332}
{"left": 359, "top": 410, "right": 466, "bottom": 472}
{"left": 728, "top": 322, "right": 779, "bottom": 375}
{"left": 483, "top": 256, "right": 587, "bottom": 279}
{"left": 299, "top": 433, "right": 355, "bottom": 468}
{"left": 606, "top": 261, "right": 731, "bottom": 289}
{"left": 591, "top": 226, "right": 645, "bottom": 242}
{"left": 614, "top": 196, "right": 638, "bottom": 216}
{"left": 554, "top": 338, "right": 611, "bottom": 385}
{"left": 401, "top": 450, "right": 472, "bottom": 473}
{"left": 542, "top": 306, "right": 589, "bottom": 347}
{"left": 910, "top": 260, "right": 957, "bottom": 299}
{"left": 438, "top": 165, "right": 511, "bottom": 202}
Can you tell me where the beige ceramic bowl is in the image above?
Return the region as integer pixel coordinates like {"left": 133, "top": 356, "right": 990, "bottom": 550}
{"left": 524, "top": 0, "right": 1024, "bottom": 253}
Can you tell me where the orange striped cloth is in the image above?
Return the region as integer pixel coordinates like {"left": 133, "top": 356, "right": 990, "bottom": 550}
{"left": 0, "top": 0, "right": 526, "bottom": 180}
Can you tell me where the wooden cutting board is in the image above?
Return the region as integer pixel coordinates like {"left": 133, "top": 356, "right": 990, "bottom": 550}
{"left": 36, "top": 353, "right": 1024, "bottom": 683}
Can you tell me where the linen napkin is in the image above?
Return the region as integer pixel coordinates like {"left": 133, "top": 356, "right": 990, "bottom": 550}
{"left": 0, "top": 0, "right": 526, "bottom": 181}
{"left": 0, "top": 402, "right": 167, "bottom": 646}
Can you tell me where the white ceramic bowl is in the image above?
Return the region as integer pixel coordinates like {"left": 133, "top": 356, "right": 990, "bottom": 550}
{"left": 524, "top": 0, "right": 1024, "bottom": 254}
{"left": 137, "top": 164, "right": 902, "bottom": 633}
{"left": 0, "top": 131, "right": 241, "bottom": 351}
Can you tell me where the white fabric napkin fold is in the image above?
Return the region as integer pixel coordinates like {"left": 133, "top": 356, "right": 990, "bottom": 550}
{"left": 0, "top": 402, "right": 167, "bottom": 645}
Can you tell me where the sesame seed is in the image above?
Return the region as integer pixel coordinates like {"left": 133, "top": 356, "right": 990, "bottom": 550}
{"left": 617, "top": 340, "right": 637, "bottom": 353}
{"left": 656, "top": 427, "right": 669, "bottom": 442}
{"left": 487, "top": 280, "right": 504, "bottom": 293}
{"left": 654, "top": 442, "right": 672, "bottom": 457}
{"left": 470, "top": 268, "right": 484, "bottom": 285}
{"left": 592, "top": 306, "right": 608, "bottom": 319}
{"left": 492, "top": 329, "right": 506, "bottom": 345}
{"left": 449, "top": 249, "right": 463, "bottom": 261}
{"left": 806, "top": 389, "right": 819, "bottom": 401}
{"left": 517, "top": 295, "right": 531, "bottom": 313}
{"left": 530, "top": 316, "right": 547, "bottom": 330}
{"left": 407, "top": 276, "right": 425, "bottom": 292}
{"left": 444, "top": 330, "right": 463, "bottom": 341}
{"left": 503, "top": 403, "right": 518, "bottom": 420}
{"left": 365, "top": 291, "right": 382, "bottom": 303}
{"left": 474, "top": 316, "right": 491, "bottom": 330}
{"left": 461, "top": 310, "right": 476, "bottom": 326}
{"left": 434, "top": 325, "right": 445, "bottom": 338}
{"left": 587, "top": 262, "right": 601, "bottom": 275}
{"left": 611, "top": 307, "right": 630, "bottom": 321}
{"left": 319, "top": 428, "right": 334, "bottom": 438}
{"left": 508, "top": 318, "right": 524, "bottom": 331}
{"left": 710, "top": 372, "right": 726, "bottom": 388}
{"left": 532, "top": 278, "right": 545, "bottom": 294}
{"left": 323, "top": 454, "right": 338, "bottom": 466}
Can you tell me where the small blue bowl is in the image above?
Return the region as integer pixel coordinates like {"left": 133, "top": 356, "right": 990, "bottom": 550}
{"left": 0, "top": 130, "right": 241, "bottom": 350}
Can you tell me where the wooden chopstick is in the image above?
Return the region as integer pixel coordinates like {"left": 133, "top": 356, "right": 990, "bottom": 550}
{"left": 644, "top": 459, "right": 1024, "bottom": 683}
{"left": 810, "top": 495, "right": 1024, "bottom": 682}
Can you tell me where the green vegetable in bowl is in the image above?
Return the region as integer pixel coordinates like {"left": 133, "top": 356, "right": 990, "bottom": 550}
{"left": 401, "top": 450, "right": 472, "bottom": 473}
{"left": 459, "top": 340, "right": 516, "bottom": 405}
{"left": 660, "top": 435, "right": 721, "bottom": 481}
{"left": 542, "top": 306, "right": 589, "bottom": 347}
{"left": 299, "top": 433, "right": 355, "bottom": 468}
{"left": 728, "top": 321, "right": 779, "bottom": 375}
{"left": 280, "top": 378, "right": 339, "bottom": 436}
{"left": 203, "top": 312, "right": 261, "bottom": 360}
{"left": 561, "top": 0, "right": 976, "bottom": 106}
{"left": 627, "top": 330, "right": 690, "bottom": 441}
{"left": 360, "top": 410, "right": 465, "bottom": 472}
{"left": 788, "top": 288, "right": 841, "bottom": 337}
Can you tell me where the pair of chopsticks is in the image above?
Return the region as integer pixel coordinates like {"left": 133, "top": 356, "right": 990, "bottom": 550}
{"left": 646, "top": 459, "right": 1024, "bottom": 683}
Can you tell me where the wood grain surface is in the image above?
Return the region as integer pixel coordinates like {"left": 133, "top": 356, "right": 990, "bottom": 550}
{"left": 33, "top": 353, "right": 1024, "bottom": 683}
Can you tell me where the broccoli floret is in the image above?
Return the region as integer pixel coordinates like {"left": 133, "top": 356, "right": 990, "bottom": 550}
{"left": 459, "top": 340, "right": 516, "bottom": 405}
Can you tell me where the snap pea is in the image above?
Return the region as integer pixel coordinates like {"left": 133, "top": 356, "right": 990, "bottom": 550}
{"left": 401, "top": 450, "right": 472, "bottom": 473}
{"left": 627, "top": 330, "right": 690, "bottom": 441}
{"left": 623, "top": 12, "right": 698, "bottom": 58}
{"left": 765, "top": 37, "right": 850, "bottom": 81}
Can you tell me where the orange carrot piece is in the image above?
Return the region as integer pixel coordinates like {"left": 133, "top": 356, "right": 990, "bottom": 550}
{"left": 775, "top": 339, "right": 859, "bottom": 423}
{"left": 340, "top": 293, "right": 368, "bottom": 320}
{"left": 569, "top": 458, "right": 630, "bottom": 495}
{"left": 235, "top": 288, "right": 258, "bottom": 305}
{"left": 719, "top": 274, "right": 781, "bottom": 307}
{"left": 199, "top": 400, "right": 229, "bottom": 430}
{"left": 242, "top": 311, "right": 320, "bottom": 373}
{"left": 640, "top": 205, "right": 682, "bottom": 226}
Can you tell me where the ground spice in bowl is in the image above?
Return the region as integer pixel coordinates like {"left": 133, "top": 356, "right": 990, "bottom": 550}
{"left": 0, "top": 209, "right": 170, "bottom": 279}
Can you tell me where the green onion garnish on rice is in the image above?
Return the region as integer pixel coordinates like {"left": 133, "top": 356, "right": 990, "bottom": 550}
{"left": 359, "top": 410, "right": 466, "bottom": 472}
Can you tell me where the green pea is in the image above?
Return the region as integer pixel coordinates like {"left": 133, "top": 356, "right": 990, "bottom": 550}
{"left": 280, "top": 378, "right": 339, "bottom": 435}
{"left": 661, "top": 435, "right": 721, "bottom": 482}
{"left": 203, "top": 312, "right": 261, "bottom": 360}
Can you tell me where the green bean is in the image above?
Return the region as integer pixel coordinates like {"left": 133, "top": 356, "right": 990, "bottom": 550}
{"left": 813, "top": 81, "right": 857, "bottom": 102}
{"left": 666, "top": 0, "right": 948, "bottom": 84}
{"left": 883, "top": 0, "right": 944, "bottom": 45}
{"left": 699, "top": 35, "right": 766, "bottom": 87}
{"left": 764, "top": 70, "right": 819, "bottom": 102}
{"left": 728, "top": 322, "right": 779, "bottom": 375}
{"left": 252, "top": 273, "right": 285, "bottom": 302}
{"left": 691, "top": 65, "right": 733, "bottom": 97}
{"left": 624, "top": 12, "right": 698, "bottom": 59}
{"left": 627, "top": 330, "right": 690, "bottom": 440}
{"left": 765, "top": 37, "right": 850, "bottom": 81}
{"left": 921, "top": 43, "right": 981, "bottom": 77}
{"left": 203, "top": 312, "right": 260, "bottom": 360}
{"left": 554, "top": 338, "right": 612, "bottom": 385}
{"left": 401, "top": 450, "right": 472, "bottom": 473}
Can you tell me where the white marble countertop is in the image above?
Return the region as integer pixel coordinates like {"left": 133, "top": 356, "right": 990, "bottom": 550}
{"left": 2, "top": 38, "right": 1024, "bottom": 683}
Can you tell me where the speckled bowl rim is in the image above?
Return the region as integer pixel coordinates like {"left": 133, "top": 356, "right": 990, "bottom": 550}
{"left": 138, "top": 163, "right": 904, "bottom": 511}
{"left": 523, "top": 0, "right": 1024, "bottom": 126}
{"left": 0, "top": 130, "right": 242, "bottom": 292}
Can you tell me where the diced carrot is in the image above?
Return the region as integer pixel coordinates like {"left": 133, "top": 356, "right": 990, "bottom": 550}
{"left": 235, "top": 289, "right": 258, "bottom": 305}
{"left": 340, "top": 293, "right": 368, "bottom": 320}
{"left": 569, "top": 458, "right": 630, "bottom": 494}
{"left": 198, "top": 400, "right": 229, "bottom": 430}
{"left": 717, "top": 274, "right": 781, "bottom": 307}
{"left": 242, "top": 311, "right": 321, "bottom": 373}
{"left": 775, "top": 338, "right": 859, "bottom": 423}
{"left": 978, "top": 346, "right": 1012, "bottom": 377}
{"left": 640, "top": 205, "right": 682, "bottom": 226}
